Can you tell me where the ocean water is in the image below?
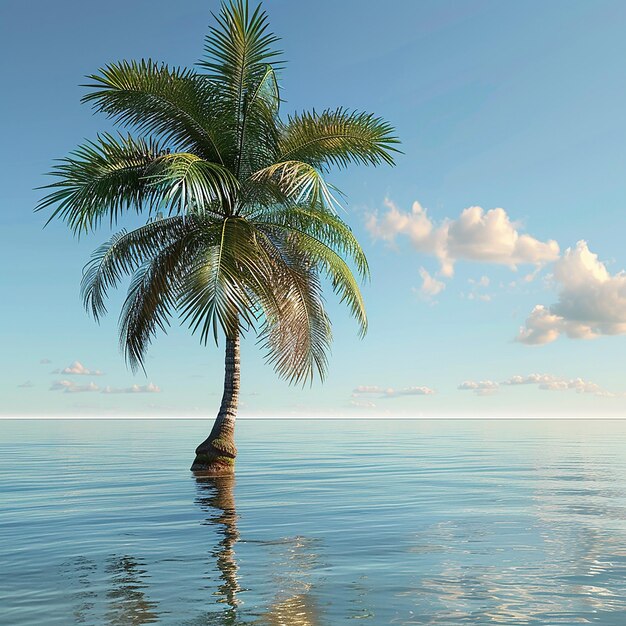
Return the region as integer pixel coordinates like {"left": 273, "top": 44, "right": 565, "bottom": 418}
{"left": 2, "top": 419, "right": 626, "bottom": 625}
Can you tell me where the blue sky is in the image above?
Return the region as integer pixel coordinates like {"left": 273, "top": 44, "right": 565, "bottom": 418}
{"left": 2, "top": 0, "right": 626, "bottom": 417}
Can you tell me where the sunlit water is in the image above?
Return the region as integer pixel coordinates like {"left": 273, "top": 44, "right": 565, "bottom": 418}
{"left": 2, "top": 419, "right": 626, "bottom": 625}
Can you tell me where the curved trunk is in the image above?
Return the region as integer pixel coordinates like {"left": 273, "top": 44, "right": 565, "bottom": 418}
{"left": 191, "top": 333, "right": 240, "bottom": 474}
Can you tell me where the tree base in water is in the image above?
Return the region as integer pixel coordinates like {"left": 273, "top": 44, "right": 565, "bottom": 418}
{"left": 190, "top": 453, "right": 235, "bottom": 475}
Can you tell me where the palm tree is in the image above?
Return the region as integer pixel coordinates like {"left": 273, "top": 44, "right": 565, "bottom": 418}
{"left": 37, "top": 0, "right": 399, "bottom": 474}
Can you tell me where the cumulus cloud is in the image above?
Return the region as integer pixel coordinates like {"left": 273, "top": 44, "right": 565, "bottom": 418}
{"left": 50, "top": 380, "right": 100, "bottom": 393}
{"left": 101, "top": 383, "right": 161, "bottom": 394}
{"left": 467, "top": 293, "right": 492, "bottom": 302}
{"left": 518, "top": 241, "right": 626, "bottom": 345}
{"left": 417, "top": 267, "right": 446, "bottom": 300}
{"left": 57, "top": 361, "right": 104, "bottom": 376}
{"left": 352, "top": 385, "right": 435, "bottom": 398}
{"left": 469, "top": 276, "right": 490, "bottom": 288}
{"left": 460, "top": 373, "right": 616, "bottom": 397}
{"left": 350, "top": 399, "right": 377, "bottom": 409}
{"left": 39, "top": 358, "right": 51, "bottom": 365}
{"left": 501, "top": 374, "right": 558, "bottom": 386}
{"left": 366, "top": 199, "right": 559, "bottom": 277}
{"left": 463, "top": 275, "right": 493, "bottom": 302}
{"left": 457, "top": 380, "right": 499, "bottom": 395}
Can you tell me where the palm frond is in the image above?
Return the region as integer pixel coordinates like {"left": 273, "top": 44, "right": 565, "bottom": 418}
{"left": 178, "top": 217, "right": 264, "bottom": 343}
{"left": 150, "top": 152, "right": 239, "bottom": 215}
{"left": 82, "top": 60, "right": 227, "bottom": 163}
{"left": 253, "top": 204, "right": 369, "bottom": 279}
{"left": 234, "top": 64, "right": 281, "bottom": 178}
{"left": 81, "top": 216, "right": 206, "bottom": 321}
{"left": 119, "top": 237, "right": 199, "bottom": 372}
{"left": 246, "top": 64, "right": 280, "bottom": 115}
{"left": 36, "top": 133, "right": 166, "bottom": 233}
{"left": 199, "top": 1, "right": 282, "bottom": 92}
{"left": 199, "top": 1, "right": 282, "bottom": 176}
{"left": 254, "top": 231, "right": 332, "bottom": 384}
{"left": 279, "top": 108, "right": 400, "bottom": 170}
{"left": 37, "top": 135, "right": 239, "bottom": 232}
{"left": 249, "top": 160, "right": 340, "bottom": 211}
{"left": 258, "top": 222, "right": 367, "bottom": 337}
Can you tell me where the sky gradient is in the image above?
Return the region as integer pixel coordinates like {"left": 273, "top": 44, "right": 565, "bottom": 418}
{"left": 2, "top": 0, "right": 626, "bottom": 417}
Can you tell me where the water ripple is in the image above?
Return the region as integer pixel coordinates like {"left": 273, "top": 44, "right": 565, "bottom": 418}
{"left": 1, "top": 419, "right": 626, "bottom": 624}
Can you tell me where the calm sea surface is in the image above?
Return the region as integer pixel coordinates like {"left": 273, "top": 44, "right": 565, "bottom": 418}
{"left": 2, "top": 419, "right": 626, "bottom": 625}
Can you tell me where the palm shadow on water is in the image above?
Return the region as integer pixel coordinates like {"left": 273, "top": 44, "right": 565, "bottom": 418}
{"left": 190, "top": 474, "right": 322, "bottom": 626}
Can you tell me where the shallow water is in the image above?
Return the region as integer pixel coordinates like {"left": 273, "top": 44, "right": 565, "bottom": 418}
{"left": 2, "top": 419, "right": 626, "bottom": 625}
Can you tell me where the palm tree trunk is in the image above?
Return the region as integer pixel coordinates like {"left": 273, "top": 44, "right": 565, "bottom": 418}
{"left": 191, "top": 333, "right": 240, "bottom": 474}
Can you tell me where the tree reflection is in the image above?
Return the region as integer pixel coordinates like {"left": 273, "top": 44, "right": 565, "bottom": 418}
{"left": 194, "top": 474, "right": 241, "bottom": 623}
{"left": 192, "top": 474, "right": 322, "bottom": 625}
{"left": 62, "top": 554, "right": 159, "bottom": 625}
{"left": 104, "top": 555, "right": 159, "bottom": 625}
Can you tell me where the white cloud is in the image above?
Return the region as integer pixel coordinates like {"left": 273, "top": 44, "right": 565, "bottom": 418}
{"left": 350, "top": 399, "right": 377, "bottom": 409}
{"left": 516, "top": 305, "right": 568, "bottom": 345}
{"left": 101, "top": 383, "right": 161, "bottom": 394}
{"left": 39, "top": 358, "right": 51, "bottom": 365}
{"left": 465, "top": 275, "right": 493, "bottom": 302}
{"left": 58, "top": 361, "right": 104, "bottom": 376}
{"left": 50, "top": 380, "right": 100, "bottom": 393}
{"left": 352, "top": 385, "right": 435, "bottom": 398}
{"left": 417, "top": 267, "right": 445, "bottom": 300}
{"left": 501, "top": 373, "right": 558, "bottom": 386}
{"left": 469, "top": 276, "right": 490, "bottom": 288}
{"left": 393, "top": 386, "right": 436, "bottom": 397}
{"left": 17, "top": 381, "right": 34, "bottom": 388}
{"left": 467, "top": 292, "right": 492, "bottom": 302}
{"left": 457, "top": 380, "right": 499, "bottom": 395}
{"left": 353, "top": 385, "right": 384, "bottom": 394}
{"left": 518, "top": 241, "right": 626, "bottom": 345}
{"left": 366, "top": 199, "right": 559, "bottom": 277}
{"left": 461, "top": 373, "right": 616, "bottom": 397}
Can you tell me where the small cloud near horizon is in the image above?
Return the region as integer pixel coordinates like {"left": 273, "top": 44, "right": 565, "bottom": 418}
{"left": 457, "top": 380, "right": 499, "bottom": 395}
{"left": 54, "top": 361, "right": 104, "bottom": 376}
{"left": 352, "top": 385, "right": 435, "bottom": 398}
{"left": 459, "top": 373, "right": 618, "bottom": 397}
{"left": 350, "top": 399, "right": 377, "bottom": 409}
{"left": 39, "top": 358, "right": 51, "bottom": 364}
{"left": 50, "top": 380, "right": 100, "bottom": 393}
{"left": 101, "top": 383, "right": 161, "bottom": 394}
{"left": 17, "top": 381, "right": 34, "bottom": 388}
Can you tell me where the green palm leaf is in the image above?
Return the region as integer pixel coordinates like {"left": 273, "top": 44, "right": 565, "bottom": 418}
{"left": 249, "top": 160, "right": 340, "bottom": 211}
{"left": 119, "top": 237, "right": 199, "bottom": 372}
{"left": 199, "top": 1, "right": 282, "bottom": 94}
{"left": 253, "top": 204, "right": 369, "bottom": 278}
{"left": 150, "top": 153, "right": 239, "bottom": 215}
{"left": 36, "top": 133, "right": 165, "bottom": 233}
{"left": 279, "top": 108, "right": 400, "bottom": 170}
{"left": 82, "top": 60, "right": 227, "bottom": 163}
{"left": 255, "top": 233, "right": 332, "bottom": 384}
{"left": 81, "top": 216, "right": 205, "bottom": 321}
{"left": 258, "top": 222, "right": 367, "bottom": 337}
{"left": 178, "top": 217, "right": 262, "bottom": 343}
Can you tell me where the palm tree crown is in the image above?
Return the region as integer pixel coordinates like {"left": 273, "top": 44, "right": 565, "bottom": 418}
{"left": 37, "top": 0, "right": 399, "bottom": 385}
